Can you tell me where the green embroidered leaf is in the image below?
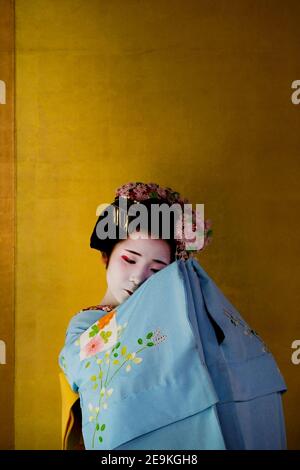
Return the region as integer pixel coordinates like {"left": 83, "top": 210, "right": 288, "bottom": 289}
{"left": 146, "top": 332, "right": 153, "bottom": 339}
{"left": 147, "top": 342, "right": 154, "bottom": 347}
{"left": 138, "top": 338, "right": 143, "bottom": 345}
{"left": 99, "top": 436, "right": 103, "bottom": 443}
{"left": 92, "top": 383, "right": 98, "bottom": 390}
{"left": 121, "top": 346, "right": 127, "bottom": 356}
{"left": 106, "top": 331, "right": 112, "bottom": 338}
{"left": 92, "top": 325, "right": 99, "bottom": 332}
{"left": 114, "top": 353, "right": 118, "bottom": 358}
{"left": 85, "top": 362, "right": 91, "bottom": 368}
{"left": 100, "top": 331, "right": 109, "bottom": 343}
{"left": 115, "top": 342, "right": 121, "bottom": 349}
{"left": 89, "top": 330, "right": 96, "bottom": 338}
{"left": 90, "top": 375, "right": 97, "bottom": 381}
{"left": 99, "top": 371, "right": 103, "bottom": 379}
{"left": 96, "top": 424, "right": 100, "bottom": 431}
{"left": 101, "top": 424, "right": 106, "bottom": 431}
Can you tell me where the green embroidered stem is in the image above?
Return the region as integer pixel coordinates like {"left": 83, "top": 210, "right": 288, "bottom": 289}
{"left": 92, "top": 393, "right": 103, "bottom": 448}
{"left": 106, "top": 359, "right": 128, "bottom": 386}
{"left": 104, "top": 353, "right": 112, "bottom": 387}
{"left": 106, "top": 346, "right": 147, "bottom": 386}
{"left": 90, "top": 329, "right": 160, "bottom": 448}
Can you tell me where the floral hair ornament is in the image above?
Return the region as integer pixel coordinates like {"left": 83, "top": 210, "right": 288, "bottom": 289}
{"left": 114, "top": 182, "right": 213, "bottom": 261}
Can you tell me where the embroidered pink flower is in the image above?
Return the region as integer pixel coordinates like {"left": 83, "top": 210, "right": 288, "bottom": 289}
{"left": 83, "top": 336, "right": 105, "bottom": 358}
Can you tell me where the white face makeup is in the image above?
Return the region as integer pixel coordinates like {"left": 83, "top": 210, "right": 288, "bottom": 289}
{"left": 103, "top": 231, "right": 172, "bottom": 307}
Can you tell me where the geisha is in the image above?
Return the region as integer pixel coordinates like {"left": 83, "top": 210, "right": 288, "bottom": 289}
{"left": 59, "top": 181, "right": 287, "bottom": 450}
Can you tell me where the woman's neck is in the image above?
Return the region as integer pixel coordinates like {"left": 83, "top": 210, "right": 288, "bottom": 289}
{"left": 99, "top": 289, "right": 119, "bottom": 308}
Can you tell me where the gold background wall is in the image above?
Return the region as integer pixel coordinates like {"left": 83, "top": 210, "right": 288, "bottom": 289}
{"left": 0, "top": 0, "right": 14, "bottom": 450}
{"left": 14, "top": 0, "right": 300, "bottom": 449}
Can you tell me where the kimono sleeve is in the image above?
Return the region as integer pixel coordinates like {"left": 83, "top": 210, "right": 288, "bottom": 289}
{"left": 58, "top": 309, "right": 108, "bottom": 393}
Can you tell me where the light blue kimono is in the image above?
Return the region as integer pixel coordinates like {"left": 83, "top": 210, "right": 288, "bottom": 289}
{"left": 59, "top": 260, "right": 226, "bottom": 450}
{"left": 59, "top": 259, "right": 287, "bottom": 450}
{"left": 179, "top": 258, "right": 287, "bottom": 450}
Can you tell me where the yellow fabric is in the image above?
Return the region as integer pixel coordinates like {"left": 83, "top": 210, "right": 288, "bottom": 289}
{"left": 59, "top": 372, "right": 80, "bottom": 450}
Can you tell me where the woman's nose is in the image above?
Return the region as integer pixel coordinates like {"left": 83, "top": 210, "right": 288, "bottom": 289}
{"left": 131, "top": 267, "right": 151, "bottom": 287}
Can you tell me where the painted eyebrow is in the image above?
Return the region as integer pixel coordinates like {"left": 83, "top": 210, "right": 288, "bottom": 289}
{"left": 124, "top": 249, "right": 168, "bottom": 266}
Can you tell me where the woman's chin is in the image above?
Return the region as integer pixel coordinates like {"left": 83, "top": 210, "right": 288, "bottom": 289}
{"left": 121, "top": 290, "right": 134, "bottom": 303}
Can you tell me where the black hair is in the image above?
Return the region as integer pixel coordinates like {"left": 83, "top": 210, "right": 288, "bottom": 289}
{"left": 90, "top": 198, "right": 178, "bottom": 266}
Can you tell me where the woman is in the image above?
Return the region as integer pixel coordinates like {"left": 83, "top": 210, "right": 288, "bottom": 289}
{"left": 59, "top": 182, "right": 287, "bottom": 450}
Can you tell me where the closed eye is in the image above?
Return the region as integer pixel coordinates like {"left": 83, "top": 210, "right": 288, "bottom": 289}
{"left": 121, "top": 255, "right": 135, "bottom": 264}
{"left": 121, "top": 255, "right": 161, "bottom": 273}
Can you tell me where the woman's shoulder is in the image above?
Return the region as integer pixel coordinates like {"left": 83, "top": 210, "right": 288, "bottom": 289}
{"left": 65, "top": 304, "right": 115, "bottom": 343}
